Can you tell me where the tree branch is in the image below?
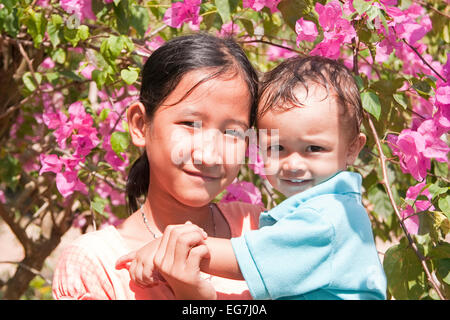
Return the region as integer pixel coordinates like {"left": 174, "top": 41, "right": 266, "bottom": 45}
{"left": 366, "top": 114, "right": 446, "bottom": 300}
{"left": 402, "top": 39, "right": 447, "bottom": 83}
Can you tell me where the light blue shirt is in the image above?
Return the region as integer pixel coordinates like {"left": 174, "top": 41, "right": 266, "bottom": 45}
{"left": 231, "top": 171, "right": 387, "bottom": 300}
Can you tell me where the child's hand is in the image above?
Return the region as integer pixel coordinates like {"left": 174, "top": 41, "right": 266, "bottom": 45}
{"left": 153, "top": 222, "right": 217, "bottom": 300}
{"left": 115, "top": 237, "right": 164, "bottom": 288}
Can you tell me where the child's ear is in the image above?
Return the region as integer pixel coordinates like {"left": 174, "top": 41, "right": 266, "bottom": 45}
{"left": 127, "top": 102, "right": 147, "bottom": 147}
{"left": 346, "top": 133, "right": 366, "bottom": 166}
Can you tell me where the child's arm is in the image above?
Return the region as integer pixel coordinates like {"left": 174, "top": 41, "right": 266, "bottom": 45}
{"left": 116, "top": 222, "right": 217, "bottom": 299}
{"left": 199, "top": 237, "right": 244, "bottom": 280}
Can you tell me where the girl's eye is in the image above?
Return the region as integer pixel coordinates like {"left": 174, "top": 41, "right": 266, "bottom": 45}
{"left": 306, "top": 145, "right": 324, "bottom": 152}
{"left": 225, "top": 129, "right": 245, "bottom": 139}
{"left": 180, "top": 121, "right": 201, "bottom": 128}
{"left": 268, "top": 145, "right": 284, "bottom": 152}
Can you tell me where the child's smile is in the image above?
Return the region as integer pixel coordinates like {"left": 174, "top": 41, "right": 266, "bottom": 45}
{"left": 258, "top": 84, "right": 357, "bottom": 197}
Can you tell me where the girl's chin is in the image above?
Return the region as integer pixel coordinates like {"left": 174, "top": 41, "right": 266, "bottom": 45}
{"left": 174, "top": 190, "right": 219, "bottom": 207}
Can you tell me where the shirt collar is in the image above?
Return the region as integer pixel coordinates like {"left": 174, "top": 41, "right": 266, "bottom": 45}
{"left": 266, "top": 171, "right": 362, "bottom": 221}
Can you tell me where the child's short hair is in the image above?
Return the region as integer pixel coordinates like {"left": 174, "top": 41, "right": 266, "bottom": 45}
{"left": 258, "top": 56, "right": 363, "bottom": 140}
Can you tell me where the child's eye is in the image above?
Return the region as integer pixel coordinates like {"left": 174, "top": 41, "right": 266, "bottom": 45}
{"left": 268, "top": 145, "right": 284, "bottom": 152}
{"left": 306, "top": 145, "right": 324, "bottom": 152}
{"left": 225, "top": 129, "right": 245, "bottom": 139}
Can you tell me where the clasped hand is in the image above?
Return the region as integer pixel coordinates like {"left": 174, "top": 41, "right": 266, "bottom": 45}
{"left": 115, "top": 222, "right": 217, "bottom": 300}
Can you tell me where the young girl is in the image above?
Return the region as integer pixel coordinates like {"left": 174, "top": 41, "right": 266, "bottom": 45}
{"left": 119, "top": 56, "right": 387, "bottom": 300}
{"left": 51, "top": 33, "right": 264, "bottom": 300}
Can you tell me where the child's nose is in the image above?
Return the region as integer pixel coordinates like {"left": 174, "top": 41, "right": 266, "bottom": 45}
{"left": 282, "top": 153, "right": 306, "bottom": 172}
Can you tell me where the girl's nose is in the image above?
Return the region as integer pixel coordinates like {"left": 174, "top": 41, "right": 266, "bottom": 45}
{"left": 192, "top": 129, "right": 223, "bottom": 166}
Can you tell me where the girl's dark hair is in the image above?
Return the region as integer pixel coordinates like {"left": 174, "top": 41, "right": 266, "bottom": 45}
{"left": 258, "top": 56, "right": 363, "bottom": 140}
{"left": 126, "top": 33, "right": 259, "bottom": 213}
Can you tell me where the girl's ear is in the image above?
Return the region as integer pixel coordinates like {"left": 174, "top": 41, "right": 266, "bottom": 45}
{"left": 127, "top": 102, "right": 147, "bottom": 147}
{"left": 346, "top": 133, "right": 367, "bottom": 166}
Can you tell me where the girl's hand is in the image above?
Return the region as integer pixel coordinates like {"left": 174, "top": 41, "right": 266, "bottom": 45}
{"left": 153, "top": 222, "right": 217, "bottom": 300}
{"left": 115, "top": 237, "right": 164, "bottom": 288}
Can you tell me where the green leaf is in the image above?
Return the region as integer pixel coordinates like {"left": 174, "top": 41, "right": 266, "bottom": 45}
{"left": 110, "top": 131, "right": 130, "bottom": 157}
{"left": 383, "top": 241, "right": 428, "bottom": 300}
{"left": 436, "top": 259, "right": 450, "bottom": 285}
{"left": 78, "top": 25, "right": 90, "bottom": 41}
{"left": 1, "top": 7, "right": 20, "bottom": 37}
{"left": 354, "top": 75, "right": 364, "bottom": 92}
{"left": 91, "top": 197, "right": 108, "bottom": 217}
{"left": 130, "top": 5, "right": 150, "bottom": 38}
{"left": 113, "top": 0, "right": 131, "bottom": 34}
{"left": 63, "top": 26, "right": 80, "bottom": 47}
{"left": 120, "top": 68, "right": 139, "bottom": 85}
{"left": 393, "top": 92, "right": 408, "bottom": 110}
{"left": 278, "top": 0, "right": 313, "bottom": 31}
{"left": 92, "top": 69, "right": 107, "bottom": 88}
{"left": 353, "top": 0, "right": 372, "bottom": 15}
{"left": 47, "top": 15, "right": 63, "bottom": 48}
{"left": 22, "top": 72, "right": 42, "bottom": 92}
{"left": 215, "top": 0, "right": 231, "bottom": 23}
{"left": 438, "top": 195, "right": 450, "bottom": 219}
{"left": 24, "top": 10, "right": 47, "bottom": 47}
{"left": 412, "top": 78, "right": 432, "bottom": 96}
{"left": 367, "top": 184, "right": 393, "bottom": 220}
{"left": 99, "top": 108, "right": 110, "bottom": 121}
{"left": 361, "top": 91, "right": 381, "bottom": 120}
{"left": 238, "top": 18, "right": 254, "bottom": 36}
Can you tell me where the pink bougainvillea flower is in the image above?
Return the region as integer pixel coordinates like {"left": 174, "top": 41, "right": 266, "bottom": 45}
{"left": 69, "top": 101, "right": 94, "bottom": 128}
{"left": 380, "top": 0, "right": 398, "bottom": 6}
{"left": 435, "top": 85, "right": 450, "bottom": 105}
{"left": 163, "top": 0, "right": 202, "bottom": 29}
{"left": 264, "top": 0, "right": 281, "bottom": 13}
{"left": 315, "top": 0, "right": 342, "bottom": 32}
{"left": 39, "top": 154, "right": 63, "bottom": 175}
{"left": 56, "top": 170, "right": 88, "bottom": 198}
{"left": 40, "top": 57, "right": 55, "bottom": 69}
{"left": 78, "top": 62, "right": 96, "bottom": 80}
{"left": 243, "top": 0, "right": 281, "bottom": 13}
{"left": 217, "top": 21, "right": 241, "bottom": 37}
{"left": 295, "top": 18, "right": 318, "bottom": 44}
{"left": 0, "top": 190, "right": 6, "bottom": 204}
{"left": 36, "top": 0, "right": 50, "bottom": 6}
{"left": 387, "top": 130, "right": 429, "bottom": 181}
{"left": 310, "top": 37, "right": 342, "bottom": 59}
{"left": 246, "top": 143, "right": 266, "bottom": 178}
{"left": 400, "top": 181, "right": 435, "bottom": 234}
{"left": 266, "top": 44, "right": 297, "bottom": 61}
{"left": 396, "top": 22, "right": 427, "bottom": 45}
{"left": 442, "top": 53, "right": 450, "bottom": 81}
{"left": 417, "top": 119, "right": 450, "bottom": 162}
{"left": 43, "top": 110, "right": 68, "bottom": 130}
{"left": 60, "top": 0, "right": 96, "bottom": 22}
{"left": 71, "top": 134, "right": 97, "bottom": 157}
{"left": 243, "top": 0, "right": 267, "bottom": 12}
{"left": 220, "top": 180, "right": 263, "bottom": 206}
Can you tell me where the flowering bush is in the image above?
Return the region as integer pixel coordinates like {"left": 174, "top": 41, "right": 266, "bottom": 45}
{"left": 0, "top": 0, "right": 448, "bottom": 300}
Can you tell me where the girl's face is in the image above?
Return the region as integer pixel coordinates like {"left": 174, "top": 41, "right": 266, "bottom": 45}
{"left": 145, "top": 69, "right": 251, "bottom": 207}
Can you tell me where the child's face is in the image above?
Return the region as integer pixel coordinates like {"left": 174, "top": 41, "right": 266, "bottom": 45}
{"left": 143, "top": 69, "right": 251, "bottom": 206}
{"left": 258, "top": 84, "right": 363, "bottom": 197}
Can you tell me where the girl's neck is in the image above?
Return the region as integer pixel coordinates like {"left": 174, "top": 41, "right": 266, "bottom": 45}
{"left": 144, "top": 185, "right": 213, "bottom": 235}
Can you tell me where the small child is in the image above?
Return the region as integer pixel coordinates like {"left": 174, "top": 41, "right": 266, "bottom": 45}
{"left": 119, "top": 56, "right": 387, "bottom": 300}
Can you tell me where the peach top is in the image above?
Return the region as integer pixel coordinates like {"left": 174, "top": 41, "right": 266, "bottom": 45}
{"left": 52, "top": 201, "right": 262, "bottom": 300}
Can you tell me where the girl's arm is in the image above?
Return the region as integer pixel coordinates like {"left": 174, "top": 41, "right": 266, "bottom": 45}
{"left": 200, "top": 237, "right": 244, "bottom": 280}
